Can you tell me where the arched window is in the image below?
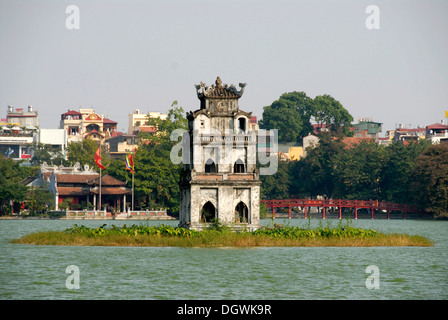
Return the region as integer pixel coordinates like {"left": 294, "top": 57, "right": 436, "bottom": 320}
{"left": 234, "top": 158, "right": 245, "bottom": 173}
{"left": 205, "top": 158, "right": 217, "bottom": 173}
{"left": 235, "top": 202, "right": 249, "bottom": 223}
{"left": 86, "top": 124, "right": 100, "bottom": 132}
{"left": 201, "top": 201, "right": 216, "bottom": 222}
{"left": 238, "top": 118, "right": 246, "bottom": 132}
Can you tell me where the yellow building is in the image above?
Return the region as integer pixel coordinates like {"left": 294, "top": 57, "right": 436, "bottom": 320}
{"left": 60, "top": 108, "right": 117, "bottom": 143}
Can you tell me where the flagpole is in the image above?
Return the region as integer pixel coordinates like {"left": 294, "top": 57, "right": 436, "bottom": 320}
{"left": 99, "top": 167, "right": 102, "bottom": 212}
{"left": 132, "top": 171, "right": 134, "bottom": 211}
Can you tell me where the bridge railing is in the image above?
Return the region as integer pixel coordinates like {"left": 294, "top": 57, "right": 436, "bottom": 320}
{"left": 261, "top": 198, "right": 428, "bottom": 219}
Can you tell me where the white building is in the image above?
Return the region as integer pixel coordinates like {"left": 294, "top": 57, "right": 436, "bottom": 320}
{"left": 35, "top": 129, "right": 68, "bottom": 159}
{"left": 128, "top": 109, "right": 167, "bottom": 135}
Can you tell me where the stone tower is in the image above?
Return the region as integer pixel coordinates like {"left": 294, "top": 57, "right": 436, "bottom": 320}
{"left": 178, "top": 77, "right": 261, "bottom": 231}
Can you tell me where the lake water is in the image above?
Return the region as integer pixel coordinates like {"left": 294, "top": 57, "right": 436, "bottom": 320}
{"left": 0, "top": 218, "right": 447, "bottom": 300}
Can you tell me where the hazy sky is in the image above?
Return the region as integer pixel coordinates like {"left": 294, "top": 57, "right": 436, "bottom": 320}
{"left": 0, "top": 0, "right": 447, "bottom": 134}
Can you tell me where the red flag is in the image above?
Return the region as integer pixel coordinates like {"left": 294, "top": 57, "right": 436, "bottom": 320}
{"left": 95, "top": 146, "right": 106, "bottom": 170}
{"left": 125, "top": 153, "right": 134, "bottom": 173}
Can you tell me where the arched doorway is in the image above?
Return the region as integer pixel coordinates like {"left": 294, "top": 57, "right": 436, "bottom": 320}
{"left": 201, "top": 201, "right": 215, "bottom": 222}
{"left": 205, "top": 158, "right": 217, "bottom": 173}
{"left": 235, "top": 201, "right": 249, "bottom": 223}
{"left": 238, "top": 117, "right": 246, "bottom": 132}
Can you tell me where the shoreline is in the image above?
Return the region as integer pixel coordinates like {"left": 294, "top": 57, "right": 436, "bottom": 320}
{"left": 0, "top": 215, "right": 176, "bottom": 220}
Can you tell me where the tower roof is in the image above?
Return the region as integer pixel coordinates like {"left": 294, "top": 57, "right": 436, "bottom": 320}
{"left": 195, "top": 76, "right": 246, "bottom": 100}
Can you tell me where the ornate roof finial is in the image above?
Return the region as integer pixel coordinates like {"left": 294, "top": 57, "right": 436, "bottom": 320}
{"left": 215, "top": 76, "right": 223, "bottom": 89}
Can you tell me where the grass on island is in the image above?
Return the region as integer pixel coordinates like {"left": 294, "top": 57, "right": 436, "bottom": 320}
{"left": 10, "top": 221, "right": 434, "bottom": 247}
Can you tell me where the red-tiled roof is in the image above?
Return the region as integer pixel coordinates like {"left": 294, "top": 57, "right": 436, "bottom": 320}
{"left": 337, "top": 137, "right": 373, "bottom": 148}
{"left": 90, "top": 187, "right": 131, "bottom": 195}
{"left": 84, "top": 130, "right": 105, "bottom": 138}
{"left": 62, "top": 110, "right": 82, "bottom": 116}
{"left": 57, "top": 187, "right": 90, "bottom": 196}
{"left": 139, "top": 126, "right": 157, "bottom": 133}
{"left": 426, "top": 123, "right": 448, "bottom": 130}
{"left": 87, "top": 174, "right": 127, "bottom": 186}
{"left": 56, "top": 174, "right": 99, "bottom": 184}
{"left": 103, "top": 118, "right": 117, "bottom": 124}
{"left": 110, "top": 130, "right": 124, "bottom": 137}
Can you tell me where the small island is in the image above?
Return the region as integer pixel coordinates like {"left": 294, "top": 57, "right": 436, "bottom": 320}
{"left": 11, "top": 223, "right": 433, "bottom": 247}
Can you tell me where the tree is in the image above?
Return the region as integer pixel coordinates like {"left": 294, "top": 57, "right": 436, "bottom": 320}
{"left": 66, "top": 139, "right": 109, "bottom": 170}
{"left": 30, "top": 142, "right": 66, "bottom": 166}
{"left": 260, "top": 160, "right": 291, "bottom": 199}
{"left": 144, "top": 100, "right": 188, "bottom": 143}
{"left": 26, "top": 186, "right": 55, "bottom": 215}
{"left": 259, "top": 91, "right": 314, "bottom": 142}
{"left": 410, "top": 144, "right": 448, "bottom": 218}
{"left": 331, "top": 140, "right": 385, "bottom": 200}
{"left": 108, "top": 101, "right": 187, "bottom": 214}
{"left": 289, "top": 133, "right": 345, "bottom": 198}
{"left": 0, "top": 157, "right": 30, "bottom": 214}
{"left": 313, "top": 94, "right": 353, "bottom": 136}
{"left": 380, "top": 140, "right": 430, "bottom": 204}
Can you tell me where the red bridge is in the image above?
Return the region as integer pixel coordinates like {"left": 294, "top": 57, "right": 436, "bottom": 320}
{"left": 261, "top": 199, "right": 430, "bottom": 220}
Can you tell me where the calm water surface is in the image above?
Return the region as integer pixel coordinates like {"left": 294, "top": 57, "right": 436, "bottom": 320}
{"left": 0, "top": 218, "right": 447, "bottom": 300}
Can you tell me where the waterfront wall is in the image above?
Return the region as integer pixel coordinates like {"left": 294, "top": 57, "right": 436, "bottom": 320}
{"left": 64, "top": 209, "right": 173, "bottom": 220}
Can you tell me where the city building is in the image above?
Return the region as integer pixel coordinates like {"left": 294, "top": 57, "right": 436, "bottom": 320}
{"left": 249, "top": 116, "right": 259, "bottom": 132}
{"left": 392, "top": 127, "right": 426, "bottom": 143}
{"left": 29, "top": 162, "right": 130, "bottom": 212}
{"left": 105, "top": 134, "right": 138, "bottom": 160}
{"left": 179, "top": 77, "right": 261, "bottom": 231}
{"left": 60, "top": 108, "right": 118, "bottom": 143}
{"left": 352, "top": 118, "right": 382, "bottom": 140}
{"left": 6, "top": 105, "right": 39, "bottom": 128}
{"left": 278, "top": 142, "right": 303, "bottom": 161}
{"left": 426, "top": 123, "right": 448, "bottom": 144}
{"left": 128, "top": 109, "right": 167, "bottom": 135}
{"left": 302, "top": 134, "right": 319, "bottom": 157}
{"left": 0, "top": 126, "right": 34, "bottom": 160}
{"left": 34, "top": 129, "right": 68, "bottom": 159}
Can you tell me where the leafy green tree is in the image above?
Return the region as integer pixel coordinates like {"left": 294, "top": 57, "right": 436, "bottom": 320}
{"left": 380, "top": 140, "right": 430, "bottom": 204}
{"left": 331, "top": 140, "right": 385, "bottom": 200}
{"left": 410, "top": 144, "right": 448, "bottom": 218}
{"left": 66, "top": 139, "right": 110, "bottom": 170}
{"left": 260, "top": 160, "right": 291, "bottom": 199}
{"left": 26, "top": 186, "right": 55, "bottom": 215}
{"left": 30, "top": 142, "right": 66, "bottom": 166}
{"left": 0, "top": 157, "right": 29, "bottom": 214}
{"left": 289, "top": 133, "right": 345, "bottom": 198}
{"left": 108, "top": 101, "right": 187, "bottom": 214}
{"left": 313, "top": 94, "right": 353, "bottom": 136}
{"left": 259, "top": 91, "right": 314, "bottom": 142}
{"left": 144, "top": 100, "right": 188, "bottom": 143}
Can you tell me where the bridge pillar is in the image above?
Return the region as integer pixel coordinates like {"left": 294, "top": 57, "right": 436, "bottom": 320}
{"left": 322, "top": 206, "right": 326, "bottom": 219}
{"left": 272, "top": 207, "right": 275, "bottom": 219}
{"left": 288, "top": 206, "right": 291, "bottom": 219}
{"left": 387, "top": 209, "right": 390, "bottom": 220}
{"left": 354, "top": 207, "right": 358, "bottom": 219}
{"left": 338, "top": 206, "right": 342, "bottom": 219}
{"left": 304, "top": 206, "right": 307, "bottom": 219}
